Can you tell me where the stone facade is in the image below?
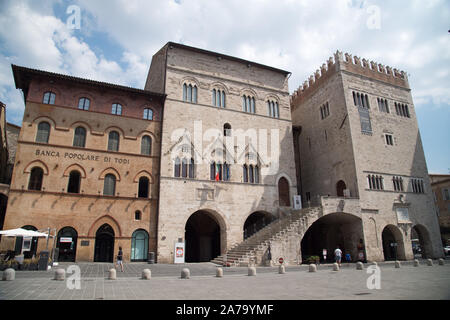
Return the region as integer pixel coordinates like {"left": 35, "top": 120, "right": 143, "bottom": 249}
{"left": 430, "top": 174, "right": 450, "bottom": 246}
{"left": 291, "top": 51, "right": 443, "bottom": 261}
{"left": 145, "top": 43, "right": 298, "bottom": 263}
{"left": 0, "top": 65, "right": 165, "bottom": 262}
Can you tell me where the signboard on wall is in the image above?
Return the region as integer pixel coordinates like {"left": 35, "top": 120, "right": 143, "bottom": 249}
{"left": 396, "top": 207, "right": 410, "bottom": 223}
{"left": 60, "top": 237, "right": 72, "bottom": 243}
{"left": 174, "top": 242, "right": 185, "bottom": 264}
{"left": 293, "top": 195, "right": 302, "bottom": 209}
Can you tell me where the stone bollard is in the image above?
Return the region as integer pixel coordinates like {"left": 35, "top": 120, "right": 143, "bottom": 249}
{"left": 356, "top": 262, "right": 364, "bottom": 270}
{"left": 413, "top": 259, "right": 419, "bottom": 267}
{"left": 426, "top": 259, "right": 433, "bottom": 266}
{"left": 278, "top": 265, "right": 286, "bottom": 274}
{"left": 181, "top": 268, "right": 190, "bottom": 279}
{"left": 438, "top": 258, "right": 444, "bottom": 266}
{"left": 2, "top": 268, "right": 15, "bottom": 281}
{"left": 371, "top": 261, "right": 378, "bottom": 267}
{"left": 394, "top": 261, "right": 401, "bottom": 268}
{"left": 333, "top": 263, "right": 339, "bottom": 271}
{"left": 309, "top": 264, "right": 317, "bottom": 272}
{"left": 216, "top": 268, "right": 223, "bottom": 278}
{"left": 108, "top": 268, "right": 117, "bottom": 280}
{"left": 248, "top": 267, "right": 256, "bottom": 276}
{"left": 54, "top": 268, "right": 65, "bottom": 281}
{"left": 142, "top": 269, "right": 151, "bottom": 280}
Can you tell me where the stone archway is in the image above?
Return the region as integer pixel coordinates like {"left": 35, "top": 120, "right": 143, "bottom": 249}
{"left": 243, "top": 211, "right": 274, "bottom": 240}
{"left": 382, "top": 224, "right": 406, "bottom": 261}
{"left": 184, "top": 210, "right": 223, "bottom": 262}
{"left": 301, "top": 212, "right": 364, "bottom": 263}
{"left": 411, "top": 224, "right": 432, "bottom": 259}
{"left": 94, "top": 224, "right": 115, "bottom": 262}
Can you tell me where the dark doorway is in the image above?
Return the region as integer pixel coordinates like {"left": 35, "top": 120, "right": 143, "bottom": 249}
{"left": 0, "top": 194, "right": 7, "bottom": 242}
{"left": 243, "top": 212, "right": 274, "bottom": 239}
{"left": 185, "top": 211, "right": 221, "bottom": 262}
{"left": 278, "top": 177, "right": 290, "bottom": 207}
{"left": 336, "top": 180, "right": 346, "bottom": 197}
{"left": 94, "top": 224, "right": 115, "bottom": 262}
{"left": 56, "top": 227, "right": 78, "bottom": 262}
{"left": 301, "top": 213, "right": 363, "bottom": 263}
{"left": 411, "top": 225, "right": 432, "bottom": 259}
{"left": 382, "top": 225, "right": 406, "bottom": 261}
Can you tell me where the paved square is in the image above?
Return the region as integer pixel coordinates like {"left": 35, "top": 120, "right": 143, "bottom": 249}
{"left": 1, "top": 260, "right": 449, "bottom": 300}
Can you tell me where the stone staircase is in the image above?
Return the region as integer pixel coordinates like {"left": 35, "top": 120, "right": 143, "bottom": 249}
{"left": 211, "top": 206, "right": 320, "bottom": 267}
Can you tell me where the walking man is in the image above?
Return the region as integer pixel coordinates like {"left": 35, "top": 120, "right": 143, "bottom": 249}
{"left": 334, "top": 246, "right": 342, "bottom": 267}
{"left": 116, "top": 246, "right": 124, "bottom": 272}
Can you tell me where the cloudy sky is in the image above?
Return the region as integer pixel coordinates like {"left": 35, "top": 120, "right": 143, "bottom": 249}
{"left": 0, "top": 0, "right": 449, "bottom": 173}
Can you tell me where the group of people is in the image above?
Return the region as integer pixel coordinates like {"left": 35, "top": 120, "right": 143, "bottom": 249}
{"left": 323, "top": 243, "right": 365, "bottom": 266}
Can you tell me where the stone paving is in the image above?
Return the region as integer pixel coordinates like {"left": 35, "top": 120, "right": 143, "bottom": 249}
{"left": 0, "top": 259, "right": 449, "bottom": 300}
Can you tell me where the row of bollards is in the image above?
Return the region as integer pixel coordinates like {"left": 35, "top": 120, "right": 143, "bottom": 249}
{"left": 1, "top": 258, "right": 447, "bottom": 281}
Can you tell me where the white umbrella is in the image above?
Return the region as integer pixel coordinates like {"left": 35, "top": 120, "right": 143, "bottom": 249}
{"left": 0, "top": 228, "right": 50, "bottom": 238}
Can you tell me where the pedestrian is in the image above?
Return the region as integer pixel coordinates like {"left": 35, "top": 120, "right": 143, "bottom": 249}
{"left": 334, "top": 246, "right": 342, "bottom": 267}
{"left": 116, "top": 246, "right": 124, "bottom": 272}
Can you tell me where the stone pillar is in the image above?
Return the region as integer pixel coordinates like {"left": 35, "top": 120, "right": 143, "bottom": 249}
{"left": 142, "top": 269, "right": 151, "bottom": 280}
{"left": 333, "top": 263, "right": 339, "bottom": 271}
{"left": 278, "top": 265, "right": 286, "bottom": 274}
{"left": 54, "top": 268, "right": 65, "bottom": 281}
{"left": 394, "top": 261, "right": 401, "bottom": 268}
{"left": 426, "top": 259, "right": 433, "bottom": 266}
{"left": 309, "top": 264, "right": 317, "bottom": 272}
{"left": 413, "top": 259, "right": 419, "bottom": 267}
{"left": 216, "top": 268, "right": 223, "bottom": 278}
{"left": 248, "top": 267, "right": 256, "bottom": 276}
{"left": 2, "top": 268, "right": 15, "bottom": 281}
{"left": 356, "top": 262, "right": 364, "bottom": 270}
{"left": 108, "top": 268, "right": 117, "bottom": 280}
{"left": 181, "top": 268, "right": 190, "bottom": 279}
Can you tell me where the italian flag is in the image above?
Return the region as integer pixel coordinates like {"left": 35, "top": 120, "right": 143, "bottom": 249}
{"left": 215, "top": 163, "right": 220, "bottom": 181}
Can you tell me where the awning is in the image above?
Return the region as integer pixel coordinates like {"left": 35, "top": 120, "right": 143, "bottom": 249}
{"left": 0, "top": 228, "right": 51, "bottom": 238}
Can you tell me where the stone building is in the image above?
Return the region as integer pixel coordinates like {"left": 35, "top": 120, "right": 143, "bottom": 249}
{"left": 290, "top": 51, "right": 443, "bottom": 261}
{"left": 145, "top": 42, "right": 297, "bottom": 263}
{"left": 0, "top": 65, "right": 165, "bottom": 262}
{"left": 429, "top": 174, "right": 450, "bottom": 246}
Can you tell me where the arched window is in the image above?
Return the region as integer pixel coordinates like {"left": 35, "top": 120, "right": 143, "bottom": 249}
{"left": 67, "top": 170, "right": 81, "bottom": 193}
{"left": 249, "top": 165, "right": 254, "bottom": 183}
{"left": 193, "top": 85, "right": 198, "bottom": 103}
{"left": 210, "top": 162, "right": 216, "bottom": 181}
{"left": 174, "top": 157, "right": 181, "bottom": 177}
{"left": 28, "top": 167, "right": 44, "bottom": 191}
{"left": 138, "top": 177, "right": 149, "bottom": 198}
{"left": 212, "top": 89, "right": 216, "bottom": 106}
{"left": 108, "top": 131, "right": 120, "bottom": 151}
{"left": 181, "top": 158, "right": 188, "bottom": 178}
{"left": 189, "top": 158, "right": 195, "bottom": 179}
{"left": 78, "top": 97, "right": 90, "bottom": 110}
{"left": 141, "top": 135, "right": 152, "bottom": 155}
{"left": 42, "top": 91, "right": 56, "bottom": 104}
{"left": 36, "top": 121, "right": 50, "bottom": 143}
{"left": 254, "top": 165, "right": 260, "bottom": 184}
{"left": 278, "top": 177, "right": 290, "bottom": 206}
{"left": 73, "top": 126, "right": 86, "bottom": 148}
{"left": 243, "top": 165, "right": 248, "bottom": 183}
{"left": 183, "top": 83, "right": 187, "bottom": 101}
{"left": 212, "top": 89, "right": 226, "bottom": 108}
{"left": 183, "top": 83, "right": 197, "bottom": 103}
{"left": 143, "top": 108, "right": 153, "bottom": 120}
{"left": 242, "top": 95, "right": 256, "bottom": 113}
{"left": 135, "top": 210, "right": 142, "bottom": 220}
{"left": 111, "top": 103, "right": 122, "bottom": 115}
{"left": 103, "top": 174, "right": 116, "bottom": 196}
{"left": 224, "top": 123, "right": 232, "bottom": 137}
{"left": 223, "top": 162, "right": 230, "bottom": 181}
{"left": 131, "top": 229, "right": 149, "bottom": 261}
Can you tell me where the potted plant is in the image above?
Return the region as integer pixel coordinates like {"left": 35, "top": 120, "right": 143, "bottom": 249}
{"left": 29, "top": 257, "right": 39, "bottom": 271}
{"left": 304, "top": 255, "right": 320, "bottom": 265}
{"left": 22, "top": 259, "right": 31, "bottom": 271}
{"left": 5, "top": 259, "right": 19, "bottom": 270}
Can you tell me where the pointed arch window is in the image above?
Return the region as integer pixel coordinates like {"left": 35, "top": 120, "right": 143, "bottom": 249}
{"left": 28, "top": 167, "right": 44, "bottom": 191}
{"left": 73, "top": 126, "right": 86, "bottom": 148}
{"left": 103, "top": 174, "right": 116, "bottom": 196}
{"left": 141, "top": 135, "right": 152, "bottom": 155}
{"left": 36, "top": 121, "right": 50, "bottom": 143}
{"left": 108, "top": 131, "right": 120, "bottom": 152}
{"left": 67, "top": 170, "right": 81, "bottom": 193}
{"left": 138, "top": 177, "right": 149, "bottom": 198}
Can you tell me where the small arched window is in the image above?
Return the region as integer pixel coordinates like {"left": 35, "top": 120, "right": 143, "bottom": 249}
{"left": 108, "top": 131, "right": 120, "bottom": 151}
{"left": 67, "top": 170, "right": 81, "bottom": 194}
{"left": 28, "top": 167, "right": 44, "bottom": 191}
{"left": 42, "top": 91, "right": 56, "bottom": 104}
{"left": 181, "top": 158, "right": 188, "bottom": 178}
{"left": 174, "top": 157, "right": 181, "bottom": 178}
{"left": 249, "top": 165, "right": 254, "bottom": 183}
{"left": 103, "top": 174, "right": 116, "bottom": 196}
{"left": 224, "top": 123, "right": 232, "bottom": 137}
{"left": 111, "top": 103, "right": 122, "bottom": 115}
{"left": 141, "top": 135, "right": 152, "bottom": 155}
{"left": 78, "top": 97, "right": 90, "bottom": 110}
{"left": 183, "top": 83, "right": 197, "bottom": 103}
{"left": 36, "top": 122, "right": 50, "bottom": 143}
{"left": 138, "top": 177, "right": 149, "bottom": 198}
{"left": 242, "top": 95, "right": 256, "bottom": 113}
{"left": 73, "top": 126, "right": 86, "bottom": 148}
{"left": 135, "top": 210, "right": 142, "bottom": 221}
{"left": 243, "top": 165, "right": 248, "bottom": 183}
{"left": 254, "top": 165, "right": 260, "bottom": 184}
{"left": 143, "top": 108, "right": 153, "bottom": 120}
{"left": 189, "top": 158, "right": 195, "bottom": 179}
{"left": 212, "top": 89, "right": 226, "bottom": 108}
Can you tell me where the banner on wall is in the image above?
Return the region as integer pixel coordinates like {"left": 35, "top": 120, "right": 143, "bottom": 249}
{"left": 174, "top": 242, "right": 185, "bottom": 264}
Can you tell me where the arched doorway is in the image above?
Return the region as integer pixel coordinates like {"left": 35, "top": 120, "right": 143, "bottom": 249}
{"left": 14, "top": 225, "right": 39, "bottom": 259}
{"left": 131, "top": 229, "right": 149, "bottom": 261}
{"left": 382, "top": 225, "right": 406, "bottom": 261}
{"left": 278, "top": 177, "right": 290, "bottom": 207}
{"left": 243, "top": 211, "right": 274, "bottom": 239}
{"left": 336, "top": 180, "right": 346, "bottom": 197}
{"left": 185, "top": 210, "right": 221, "bottom": 262}
{"left": 94, "top": 224, "right": 115, "bottom": 262}
{"left": 411, "top": 224, "right": 432, "bottom": 259}
{"left": 56, "top": 227, "right": 78, "bottom": 262}
{"left": 301, "top": 213, "right": 364, "bottom": 263}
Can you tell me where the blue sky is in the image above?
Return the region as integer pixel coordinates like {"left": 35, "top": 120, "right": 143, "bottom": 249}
{"left": 0, "top": 0, "right": 449, "bottom": 173}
